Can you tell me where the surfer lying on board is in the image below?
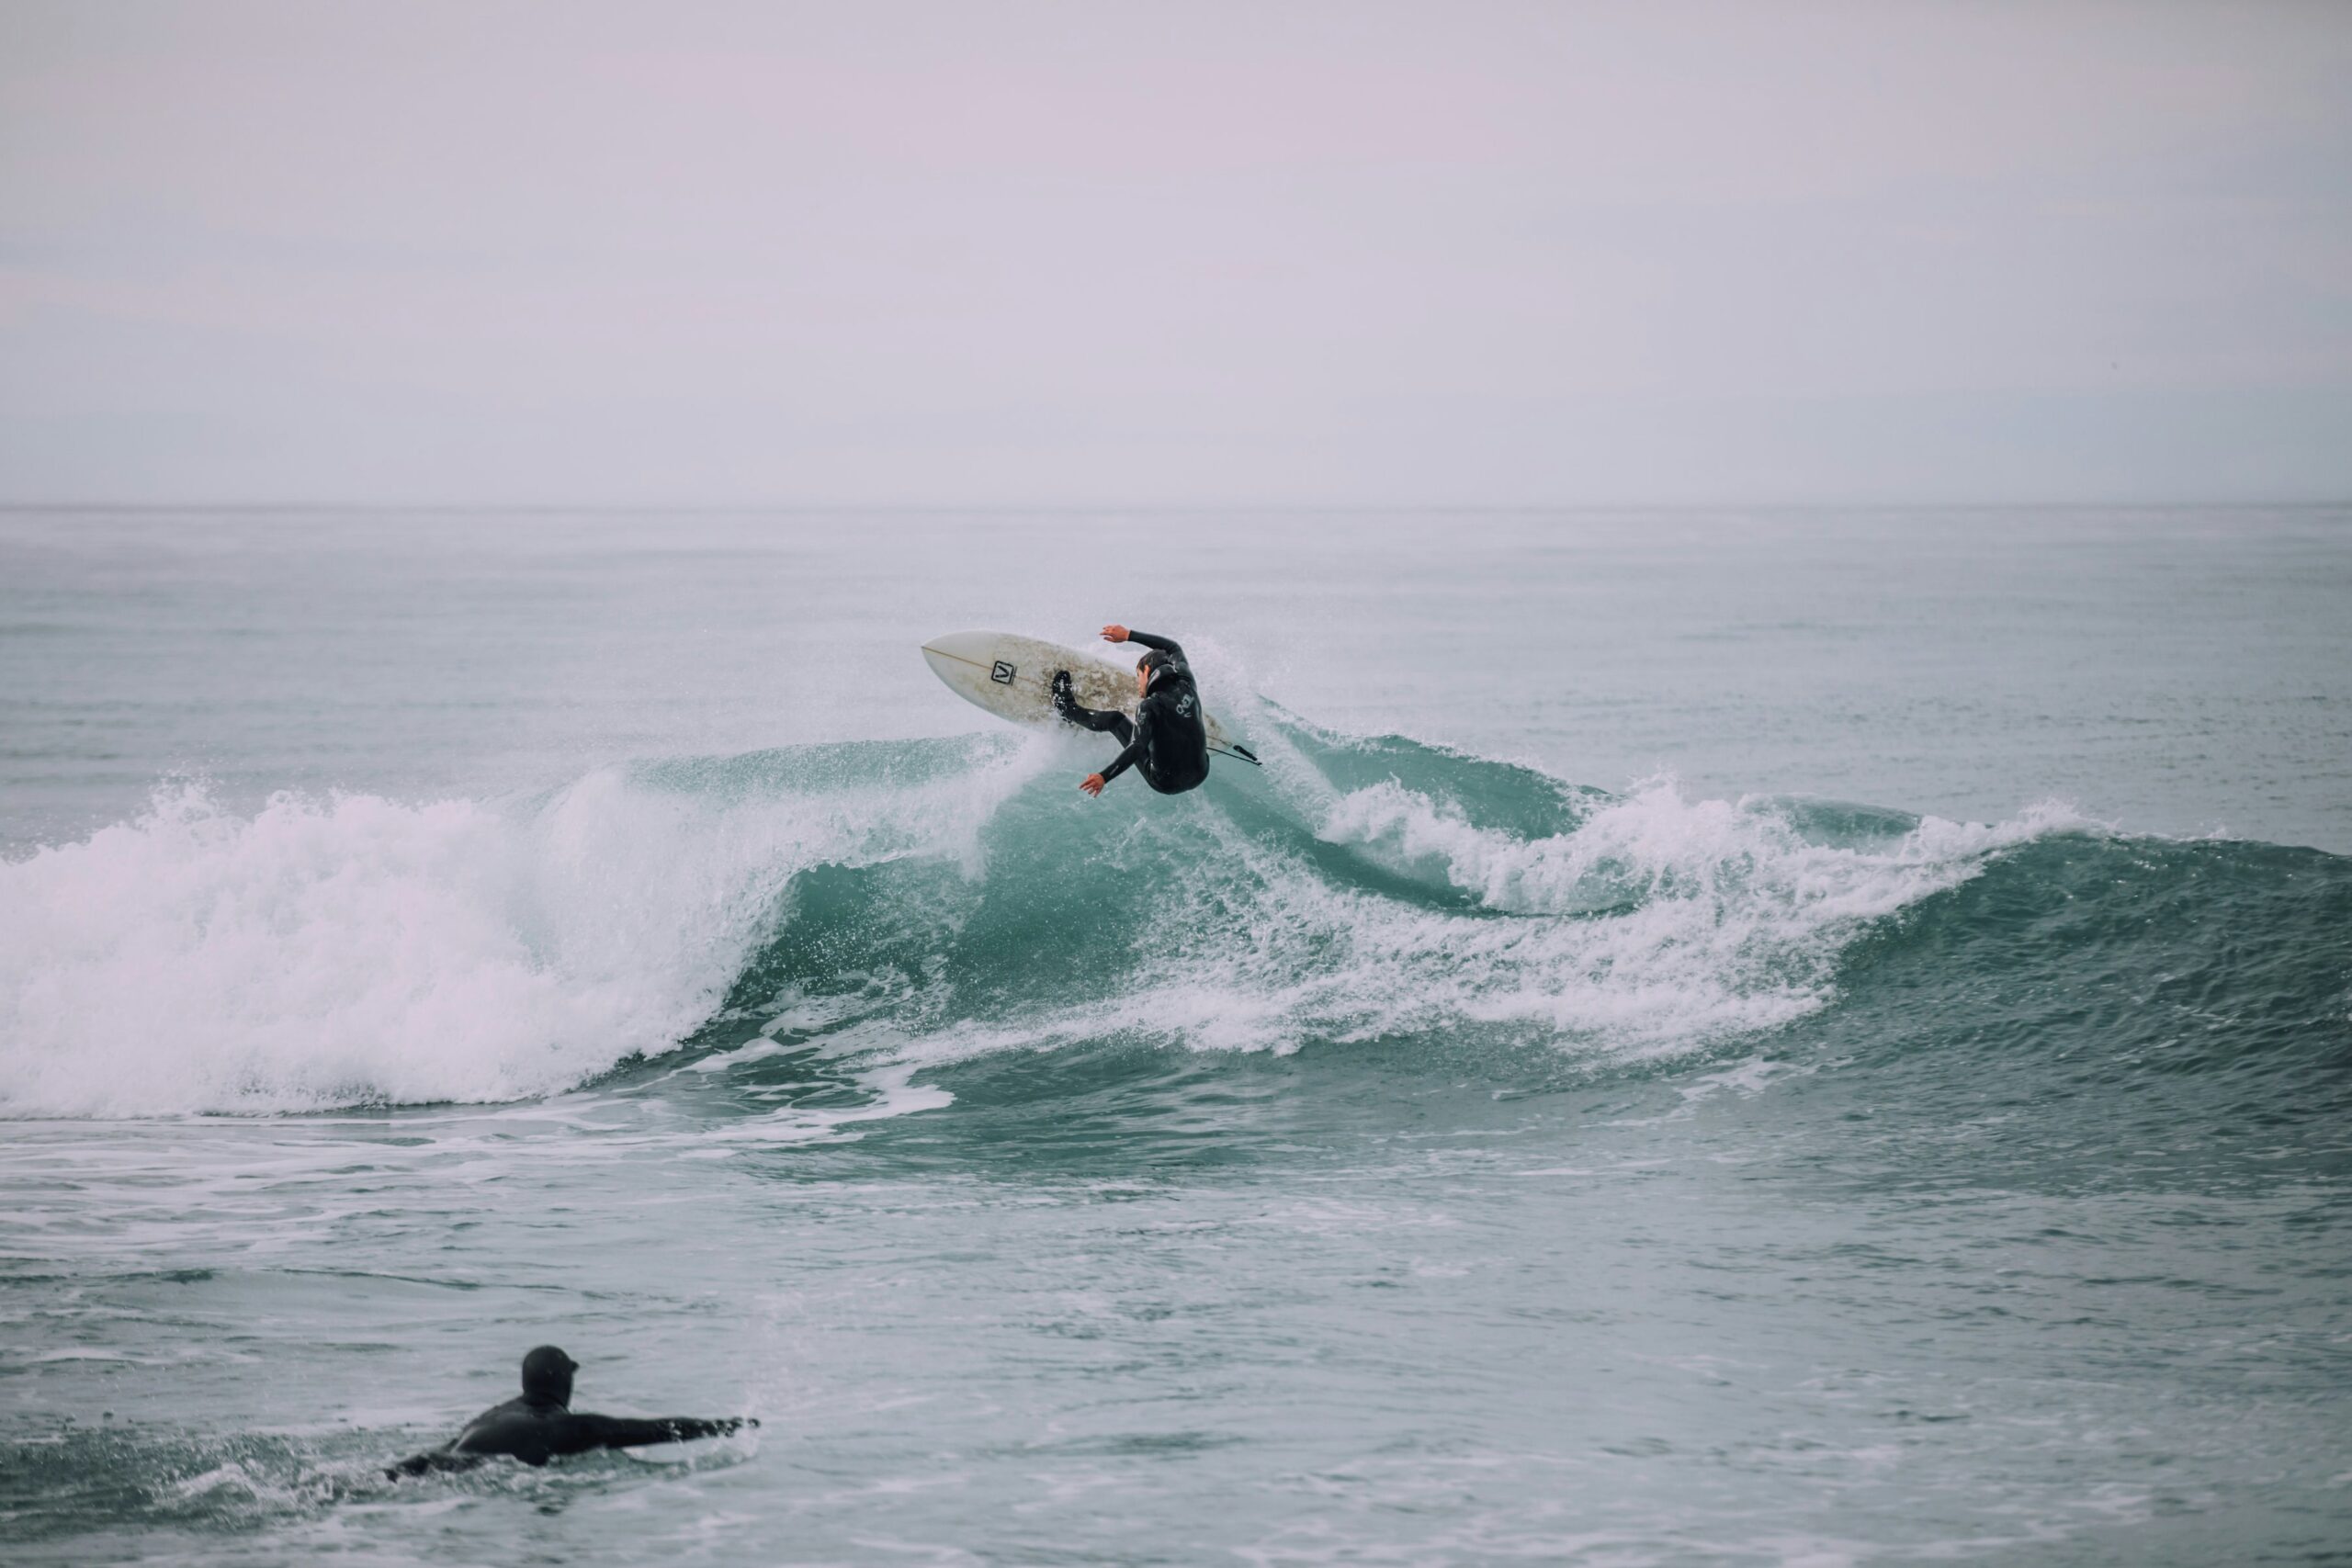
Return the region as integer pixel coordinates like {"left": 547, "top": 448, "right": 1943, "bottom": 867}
{"left": 1055, "top": 625, "right": 1211, "bottom": 797}
{"left": 385, "top": 1346, "right": 753, "bottom": 1477}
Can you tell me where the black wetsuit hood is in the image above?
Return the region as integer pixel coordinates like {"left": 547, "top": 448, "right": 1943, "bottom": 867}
{"left": 521, "top": 1345, "right": 577, "bottom": 1406}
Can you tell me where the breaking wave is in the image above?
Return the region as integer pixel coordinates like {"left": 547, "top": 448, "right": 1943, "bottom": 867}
{"left": 6, "top": 711, "right": 2336, "bottom": 1120}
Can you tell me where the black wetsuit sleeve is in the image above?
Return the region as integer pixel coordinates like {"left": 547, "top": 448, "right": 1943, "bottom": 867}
{"left": 1098, "top": 737, "right": 1145, "bottom": 784}
{"left": 1097, "top": 705, "right": 1152, "bottom": 785}
{"left": 1124, "top": 630, "right": 1183, "bottom": 659}
{"left": 386, "top": 1447, "right": 482, "bottom": 1479}
{"left": 564, "top": 1413, "right": 748, "bottom": 1452}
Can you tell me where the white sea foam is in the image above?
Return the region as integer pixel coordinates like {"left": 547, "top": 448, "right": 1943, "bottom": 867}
{"left": 898, "top": 777, "right": 2084, "bottom": 1067}
{"left": 1294, "top": 779, "right": 2083, "bottom": 1050}
{"left": 0, "top": 748, "right": 1040, "bottom": 1118}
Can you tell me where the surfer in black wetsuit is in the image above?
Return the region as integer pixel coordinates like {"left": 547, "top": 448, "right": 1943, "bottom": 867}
{"left": 1054, "top": 625, "right": 1211, "bottom": 797}
{"left": 385, "top": 1346, "right": 752, "bottom": 1478}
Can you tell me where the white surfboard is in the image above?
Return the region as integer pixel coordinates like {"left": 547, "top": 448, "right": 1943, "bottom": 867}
{"left": 921, "top": 630, "right": 1260, "bottom": 766}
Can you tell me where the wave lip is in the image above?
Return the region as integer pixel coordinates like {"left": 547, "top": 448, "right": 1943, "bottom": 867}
{"left": 1180, "top": 776, "right": 2086, "bottom": 1055}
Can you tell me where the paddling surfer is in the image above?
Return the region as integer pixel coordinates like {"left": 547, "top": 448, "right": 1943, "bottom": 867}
{"left": 386, "top": 1346, "right": 752, "bottom": 1477}
{"left": 1054, "top": 625, "right": 1210, "bottom": 798}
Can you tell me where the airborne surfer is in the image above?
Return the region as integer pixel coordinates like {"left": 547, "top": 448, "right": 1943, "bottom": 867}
{"left": 1054, "top": 625, "right": 1211, "bottom": 798}
{"left": 385, "top": 1346, "right": 753, "bottom": 1477}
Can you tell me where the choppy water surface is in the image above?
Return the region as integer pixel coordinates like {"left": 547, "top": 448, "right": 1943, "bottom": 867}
{"left": 2, "top": 510, "right": 2348, "bottom": 1565}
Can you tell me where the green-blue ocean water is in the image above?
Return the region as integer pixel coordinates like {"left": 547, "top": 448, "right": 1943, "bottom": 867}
{"left": 1, "top": 510, "right": 2347, "bottom": 1565}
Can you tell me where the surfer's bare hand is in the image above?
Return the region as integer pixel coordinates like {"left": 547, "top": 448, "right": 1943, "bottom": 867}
{"left": 1101, "top": 625, "right": 1129, "bottom": 644}
{"left": 1080, "top": 773, "right": 1106, "bottom": 796}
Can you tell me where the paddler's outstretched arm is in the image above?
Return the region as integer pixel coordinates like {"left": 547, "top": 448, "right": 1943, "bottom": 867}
{"left": 560, "top": 1414, "right": 751, "bottom": 1453}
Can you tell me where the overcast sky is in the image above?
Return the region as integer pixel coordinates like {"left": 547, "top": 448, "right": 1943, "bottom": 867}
{"left": 3, "top": 1, "right": 2347, "bottom": 506}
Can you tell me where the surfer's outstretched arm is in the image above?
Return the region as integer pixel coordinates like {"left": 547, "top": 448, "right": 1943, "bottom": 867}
{"left": 1122, "top": 629, "right": 1182, "bottom": 658}
{"left": 1057, "top": 670, "right": 1136, "bottom": 801}
{"left": 386, "top": 1446, "right": 484, "bottom": 1479}
{"left": 561, "top": 1414, "right": 752, "bottom": 1454}
{"left": 1096, "top": 737, "right": 1145, "bottom": 787}
{"left": 1101, "top": 625, "right": 1182, "bottom": 660}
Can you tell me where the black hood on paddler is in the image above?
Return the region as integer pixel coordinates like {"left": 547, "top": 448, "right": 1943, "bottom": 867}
{"left": 520, "top": 1345, "right": 578, "bottom": 1406}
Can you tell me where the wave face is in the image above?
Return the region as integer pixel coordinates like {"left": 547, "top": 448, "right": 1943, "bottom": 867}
{"left": 3, "top": 717, "right": 2344, "bottom": 1120}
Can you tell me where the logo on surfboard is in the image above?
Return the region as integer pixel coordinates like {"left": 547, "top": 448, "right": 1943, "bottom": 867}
{"left": 990, "top": 660, "right": 1016, "bottom": 684}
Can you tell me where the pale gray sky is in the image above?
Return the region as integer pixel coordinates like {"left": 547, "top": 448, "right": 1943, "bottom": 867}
{"left": 3, "top": 1, "right": 2347, "bottom": 505}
